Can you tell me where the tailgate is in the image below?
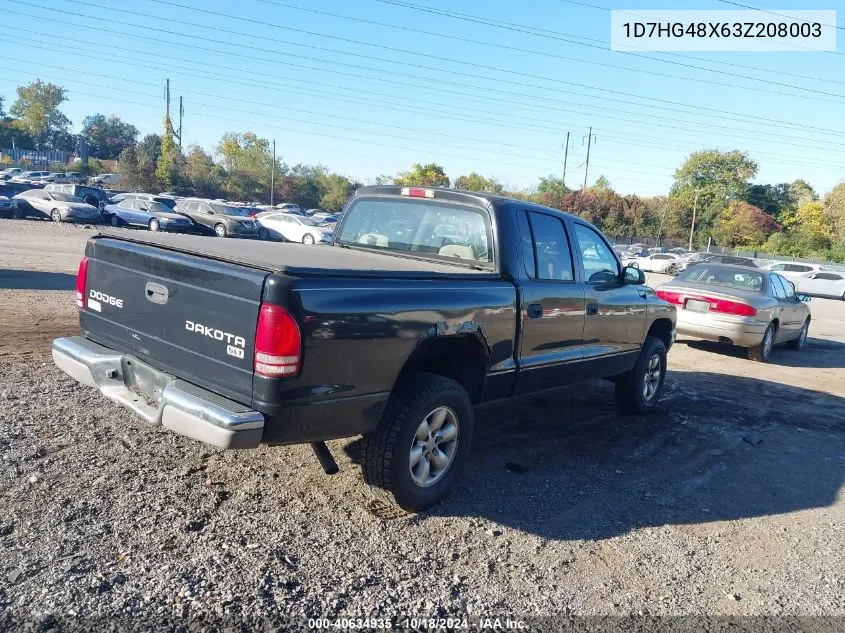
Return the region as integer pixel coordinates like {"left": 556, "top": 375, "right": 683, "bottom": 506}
{"left": 80, "top": 237, "right": 269, "bottom": 404}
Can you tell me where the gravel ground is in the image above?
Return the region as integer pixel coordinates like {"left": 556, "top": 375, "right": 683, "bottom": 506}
{"left": 1, "top": 219, "right": 844, "bottom": 630}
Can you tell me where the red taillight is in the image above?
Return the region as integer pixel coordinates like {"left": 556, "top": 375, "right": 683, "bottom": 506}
{"left": 655, "top": 289, "right": 683, "bottom": 305}
{"left": 254, "top": 303, "right": 301, "bottom": 377}
{"left": 400, "top": 187, "right": 434, "bottom": 198}
{"left": 657, "top": 289, "right": 756, "bottom": 317}
{"left": 705, "top": 297, "right": 757, "bottom": 317}
{"left": 76, "top": 256, "right": 89, "bottom": 309}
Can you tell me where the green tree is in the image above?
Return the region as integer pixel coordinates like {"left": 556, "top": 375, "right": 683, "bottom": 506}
{"left": 0, "top": 94, "right": 4, "bottom": 117}
{"left": 793, "top": 201, "right": 832, "bottom": 244}
{"left": 454, "top": 172, "right": 504, "bottom": 194}
{"left": 182, "top": 145, "right": 224, "bottom": 198}
{"left": 156, "top": 115, "right": 181, "bottom": 191}
{"left": 81, "top": 113, "right": 139, "bottom": 160}
{"left": 670, "top": 149, "right": 758, "bottom": 242}
{"left": 823, "top": 182, "right": 845, "bottom": 248}
{"left": 138, "top": 134, "right": 162, "bottom": 164}
{"left": 317, "top": 172, "right": 356, "bottom": 211}
{"left": 216, "top": 131, "right": 283, "bottom": 202}
{"left": 534, "top": 175, "right": 569, "bottom": 208}
{"left": 9, "top": 80, "right": 73, "bottom": 150}
{"left": 712, "top": 200, "right": 779, "bottom": 247}
{"left": 117, "top": 146, "right": 140, "bottom": 190}
{"left": 0, "top": 119, "right": 36, "bottom": 151}
{"left": 395, "top": 163, "right": 449, "bottom": 187}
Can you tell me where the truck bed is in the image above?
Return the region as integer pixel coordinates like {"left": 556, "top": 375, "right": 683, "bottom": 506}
{"left": 95, "top": 230, "right": 495, "bottom": 278}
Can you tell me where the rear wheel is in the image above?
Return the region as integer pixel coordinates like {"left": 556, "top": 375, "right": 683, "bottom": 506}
{"left": 148, "top": 218, "right": 160, "bottom": 232}
{"left": 361, "top": 373, "right": 473, "bottom": 515}
{"left": 748, "top": 323, "right": 775, "bottom": 362}
{"left": 214, "top": 223, "right": 227, "bottom": 238}
{"left": 615, "top": 336, "right": 667, "bottom": 414}
{"left": 50, "top": 209, "right": 62, "bottom": 222}
{"left": 110, "top": 215, "right": 120, "bottom": 227}
{"left": 302, "top": 233, "right": 315, "bottom": 245}
{"left": 12, "top": 207, "right": 24, "bottom": 219}
{"left": 786, "top": 318, "right": 809, "bottom": 350}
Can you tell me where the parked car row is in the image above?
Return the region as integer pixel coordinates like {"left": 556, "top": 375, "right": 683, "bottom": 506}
{"left": 0, "top": 186, "right": 342, "bottom": 245}
{"left": 0, "top": 168, "right": 120, "bottom": 187}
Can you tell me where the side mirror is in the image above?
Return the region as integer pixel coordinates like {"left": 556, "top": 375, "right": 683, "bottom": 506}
{"left": 623, "top": 265, "right": 646, "bottom": 285}
{"left": 798, "top": 294, "right": 811, "bottom": 302}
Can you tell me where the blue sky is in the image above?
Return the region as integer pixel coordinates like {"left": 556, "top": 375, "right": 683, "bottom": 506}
{"left": 1, "top": 0, "right": 843, "bottom": 196}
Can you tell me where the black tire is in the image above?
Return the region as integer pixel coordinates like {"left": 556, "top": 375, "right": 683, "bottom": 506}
{"left": 214, "top": 223, "right": 227, "bottom": 238}
{"left": 362, "top": 372, "right": 474, "bottom": 515}
{"left": 748, "top": 322, "right": 775, "bottom": 362}
{"left": 258, "top": 227, "right": 270, "bottom": 241}
{"left": 786, "top": 318, "right": 809, "bottom": 350}
{"left": 50, "top": 209, "right": 62, "bottom": 222}
{"left": 148, "top": 218, "right": 160, "bottom": 232}
{"left": 666, "top": 264, "right": 679, "bottom": 276}
{"left": 13, "top": 207, "right": 24, "bottom": 219}
{"left": 110, "top": 215, "right": 120, "bottom": 227}
{"left": 615, "top": 335, "right": 667, "bottom": 414}
{"left": 302, "top": 233, "right": 316, "bottom": 245}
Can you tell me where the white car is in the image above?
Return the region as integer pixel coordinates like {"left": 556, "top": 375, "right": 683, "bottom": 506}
{"left": 90, "top": 173, "right": 119, "bottom": 186}
{"left": 794, "top": 270, "right": 845, "bottom": 300}
{"left": 256, "top": 211, "right": 330, "bottom": 244}
{"left": 0, "top": 168, "right": 23, "bottom": 180}
{"left": 38, "top": 172, "right": 70, "bottom": 184}
{"left": 10, "top": 170, "right": 49, "bottom": 184}
{"left": 622, "top": 252, "right": 683, "bottom": 273}
{"left": 763, "top": 262, "right": 824, "bottom": 281}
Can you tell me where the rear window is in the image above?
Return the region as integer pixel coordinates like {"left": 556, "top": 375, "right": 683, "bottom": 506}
{"left": 337, "top": 197, "right": 492, "bottom": 265}
{"left": 677, "top": 265, "right": 764, "bottom": 293}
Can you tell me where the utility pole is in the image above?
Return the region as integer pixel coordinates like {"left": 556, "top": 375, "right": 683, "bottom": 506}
{"left": 270, "top": 139, "right": 276, "bottom": 206}
{"left": 562, "top": 132, "right": 570, "bottom": 187}
{"left": 688, "top": 189, "right": 700, "bottom": 251}
{"left": 165, "top": 79, "right": 183, "bottom": 149}
{"left": 176, "top": 96, "right": 184, "bottom": 151}
{"left": 561, "top": 131, "right": 570, "bottom": 209}
{"left": 582, "top": 126, "right": 596, "bottom": 189}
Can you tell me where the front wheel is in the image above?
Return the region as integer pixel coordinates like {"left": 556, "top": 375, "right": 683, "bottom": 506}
{"left": 148, "top": 218, "right": 160, "bottom": 232}
{"left": 361, "top": 373, "right": 474, "bottom": 515}
{"left": 12, "top": 207, "right": 24, "bottom": 219}
{"left": 748, "top": 323, "right": 775, "bottom": 362}
{"left": 51, "top": 209, "right": 62, "bottom": 222}
{"left": 110, "top": 215, "right": 120, "bottom": 227}
{"left": 615, "top": 336, "right": 667, "bottom": 414}
{"left": 258, "top": 227, "right": 270, "bottom": 241}
{"left": 214, "top": 223, "right": 227, "bottom": 238}
{"left": 302, "top": 233, "right": 316, "bottom": 245}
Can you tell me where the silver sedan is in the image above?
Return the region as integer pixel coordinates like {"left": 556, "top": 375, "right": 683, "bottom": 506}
{"left": 12, "top": 189, "right": 101, "bottom": 223}
{"left": 656, "top": 264, "right": 811, "bottom": 362}
{"left": 794, "top": 270, "right": 845, "bottom": 300}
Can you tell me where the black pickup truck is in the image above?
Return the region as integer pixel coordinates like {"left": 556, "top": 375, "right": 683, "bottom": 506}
{"left": 53, "top": 186, "right": 676, "bottom": 514}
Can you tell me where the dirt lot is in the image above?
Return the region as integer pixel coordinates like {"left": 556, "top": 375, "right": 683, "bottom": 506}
{"left": 1, "top": 219, "right": 844, "bottom": 629}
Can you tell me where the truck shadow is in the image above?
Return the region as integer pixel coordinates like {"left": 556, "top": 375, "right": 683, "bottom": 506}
{"left": 682, "top": 338, "right": 845, "bottom": 369}
{"left": 347, "top": 371, "right": 845, "bottom": 540}
{"left": 0, "top": 269, "right": 76, "bottom": 290}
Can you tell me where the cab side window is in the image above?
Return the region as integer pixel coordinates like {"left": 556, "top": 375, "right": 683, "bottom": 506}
{"left": 574, "top": 223, "right": 619, "bottom": 284}
{"left": 525, "top": 212, "right": 574, "bottom": 282}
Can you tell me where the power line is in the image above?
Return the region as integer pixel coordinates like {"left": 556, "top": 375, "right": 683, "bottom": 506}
{"left": 7, "top": 20, "right": 845, "bottom": 171}
{"left": 9, "top": 22, "right": 845, "bottom": 165}
{"left": 715, "top": 0, "right": 845, "bottom": 31}
{"left": 11, "top": 6, "right": 845, "bottom": 145}
{"left": 250, "top": 0, "right": 845, "bottom": 99}
{"left": 0, "top": 64, "right": 677, "bottom": 181}
{"left": 45, "top": 0, "right": 845, "bottom": 123}
{"left": 373, "top": 0, "right": 845, "bottom": 57}
{"left": 0, "top": 69, "right": 674, "bottom": 189}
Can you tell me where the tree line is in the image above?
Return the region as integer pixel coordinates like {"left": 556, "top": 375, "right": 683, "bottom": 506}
{"left": 1, "top": 79, "right": 844, "bottom": 258}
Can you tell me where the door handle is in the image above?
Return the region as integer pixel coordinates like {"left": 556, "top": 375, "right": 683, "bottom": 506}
{"left": 586, "top": 302, "right": 599, "bottom": 316}
{"left": 527, "top": 303, "right": 543, "bottom": 319}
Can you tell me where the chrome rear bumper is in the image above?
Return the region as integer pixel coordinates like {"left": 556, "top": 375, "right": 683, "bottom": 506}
{"left": 52, "top": 336, "right": 264, "bottom": 449}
